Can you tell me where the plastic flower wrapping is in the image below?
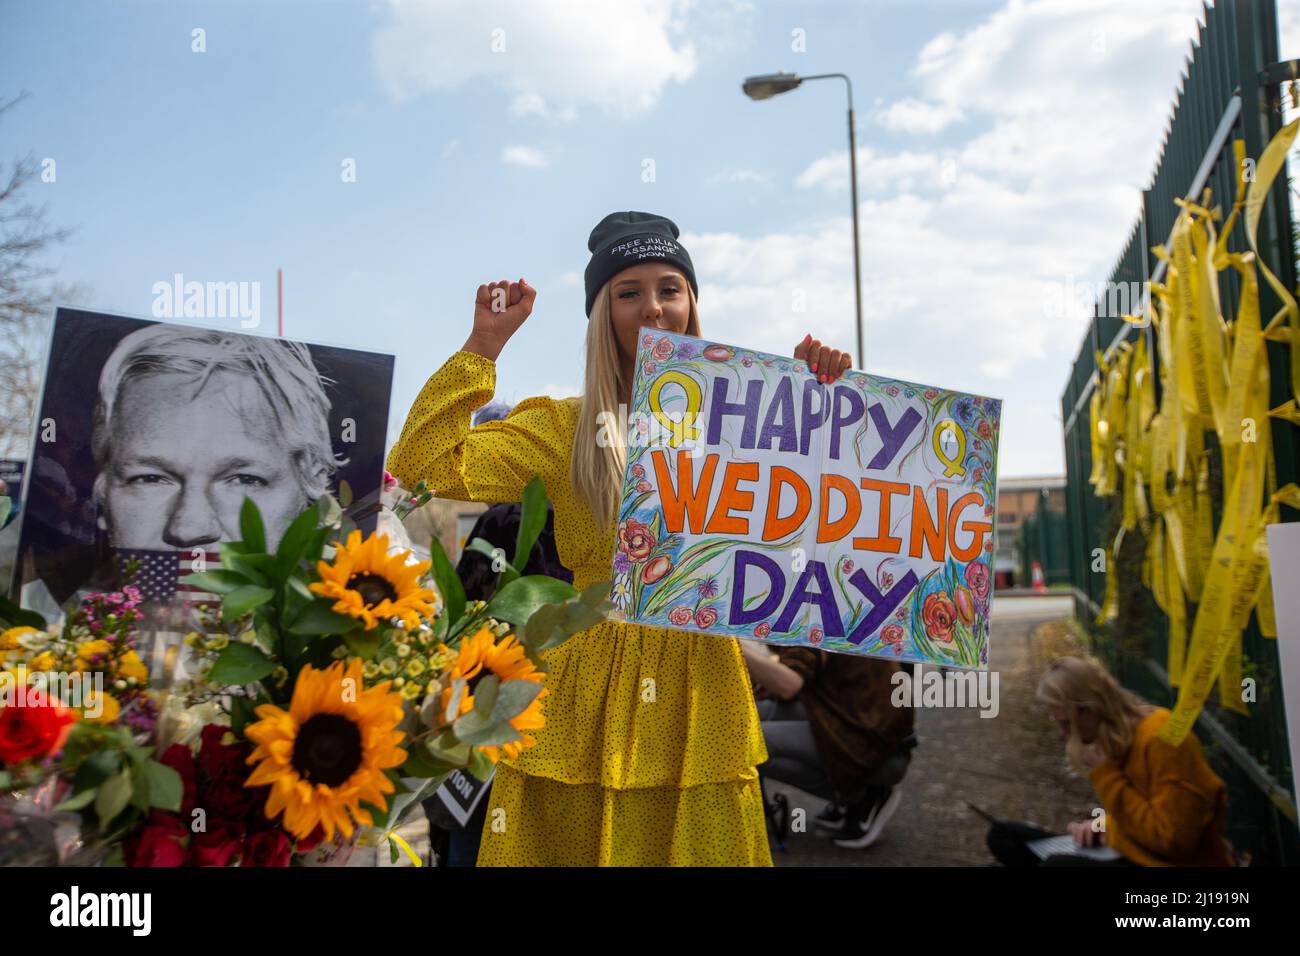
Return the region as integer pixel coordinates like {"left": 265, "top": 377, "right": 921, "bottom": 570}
{"left": 0, "top": 475, "right": 609, "bottom": 866}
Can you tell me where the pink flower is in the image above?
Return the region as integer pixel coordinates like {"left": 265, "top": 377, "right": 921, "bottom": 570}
{"left": 964, "top": 561, "right": 991, "bottom": 603}
{"left": 703, "top": 344, "right": 735, "bottom": 362}
{"left": 921, "top": 592, "right": 957, "bottom": 644}
{"left": 382, "top": 470, "right": 398, "bottom": 490}
{"left": 977, "top": 420, "right": 992, "bottom": 440}
{"left": 636, "top": 480, "right": 652, "bottom": 493}
{"left": 881, "top": 572, "right": 894, "bottom": 589}
{"left": 753, "top": 622, "right": 771, "bottom": 638}
{"left": 954, "top": 586, "right": 976, "bottom": 626}
{"left": 809, "top": 627, "right": 823, "bottom": 645}
{"left": 653, "top": 336, "right": 674, "bottom": 361}
{"left": 973, "top": 467, "right": 983, "bottom": 481}
{"left": 741, "top": 357, "right": 752, "bottom": 367}
{"left": 694, "top": 606, "right": 718, "bottom": 628}
{"left": 841, "top": 558, "right": 854, "bottom": 573}
{"left": 924, "top": 389, "right": 938, "bottom": 400}
{"left": 669, "top": 606, "right": 694, "bottom": 626}
{"left": 642, "top": 334, "right": 654, "bottom": 347}
{"left": 631, "top": 463, "right": 646, "bottom": 478}
{"left": 881, "top": 623, "right": 905, "bottom": 645}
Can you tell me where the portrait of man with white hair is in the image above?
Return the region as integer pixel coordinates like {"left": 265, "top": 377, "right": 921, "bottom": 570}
{"left": 12, "top": 309, "right": 394, "bottom": 615}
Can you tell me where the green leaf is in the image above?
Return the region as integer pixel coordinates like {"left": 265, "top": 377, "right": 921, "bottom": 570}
{"left": 466, "top": 748, "right": 495, "bottom": 783}
{"left": 275, "top": 507, "right": 321, "bottom": 581}
{"left": 342, "top": 628, "right": 381, "bottom": 660}
{"left": 221, "top": 585, "right": 275, "bottom": 626}
{"left": 427, "top": 535, "right": 465, "bottom": 626}
{"left": 466, "top": 537, "right": 518, "bottom": 578}
{"left": 483, "top": 574, "right": 576, "bottom": 626}
{"left": 287, "top": 576, "right": 316, "bottom": 602}
{"left": 426, "top": 729, "right": 472, "bottom": 766}
{"left": 492, "top": 679, "right": 544, "bottom": 722}
{"left": 230, "top": 693, "right": 261, "bottom": 733}
{"left": 402, "top": 739, "right": 464, "bottom": 777}
{"left": 95, "top": 768, "right": 133, "bottom": 832}
{"left": 227, "top": 553, "right": 275, "bottom": 586}
{"left": 508, "top": 476, "right": 549, "bottom": 586}
{"left": 453, "top": 709, "right": 523, "bottom": 748}
{"left": 471, "top": 674, "right": 500, "bottom": 716}
{"left": 239, "top": 496, "right": 267, "bottom": 552}
{"left": 0, "top": 593, "right": 46, "bottom": 630}
{"left": 54, "top": 788, "right": 98, "bottom": 813}
{"left": 178, "top": 569, "right": 252, "bottom": 595}
{"left": 317, "top": 494, "right": 343, "bottom": 529}
{"left": 443, "top": 678, "right": 467, "bottom": 725}
{"left": 389, "top": 837, "right": 400, "bottom": 865}
{"left": 209, "top": 642, "right": 276, "bottom": 685}
{"left": 144, "top": 759, "right": 183, "bottom": 812}
{"left": 288, "top": 599, "right": 358, "bottom": 635}
{"left": 74, "top": 750, "right": 122, "bottom": 792}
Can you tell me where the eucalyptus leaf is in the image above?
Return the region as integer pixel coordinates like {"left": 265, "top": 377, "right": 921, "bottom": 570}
{"left": 145, "top": 759, "right": 183, "bottom": 812}
{"left": 491, "top": 679, "right": 543, "bottom": 722}
{"left": 483, "top": 574, "right": 576, "bottom": 626}
{"left": 54, "top": 788, "right": 97, "bottom": 813}
{"left": 471, "top": 674, "right": 500, "bottom": 715}
{"left": 453, "top": 710, "right": 523, "bottom": 748}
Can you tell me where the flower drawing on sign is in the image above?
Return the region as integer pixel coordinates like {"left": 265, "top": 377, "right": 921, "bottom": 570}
{"left": 753, "top": 622, "right": 771, "bottom": 638}
{"left": 702, "top": 344, "right": 734, "bottom": 362}
{"left": 698, "top": 578, "right": 718, "bottom": 599}
{"left": 642, "top": 554, "right": 672, "bottom": 584}
{"left": 653, "top": 336, "right": 674, "bottom": 361}
{"left": 669, "top": 606, "right": 694, "bottom": 626}
{"left": 612, "top": 574, "right": 633, "bottom": 611}
{"left": 694, "top": 606, "right": 718, "bottom": 628}
{"left": 921, "top": 591, "right": 957, "bottom": 644}
{"left": 965, "top": 560, "right": 991, "bottom": 608}
{"left": 618, "top": 518, "right": 656, "bottom": 563}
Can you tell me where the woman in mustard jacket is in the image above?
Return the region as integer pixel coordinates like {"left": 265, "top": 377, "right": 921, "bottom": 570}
{"left": 386, "top": 211, "right": 852, "bottom": 866}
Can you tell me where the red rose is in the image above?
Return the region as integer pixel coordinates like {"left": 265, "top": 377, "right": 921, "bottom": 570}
{"left": 617, "top": 519, "right": 656, "bottom": 563}
{"left": 881, "top": 623, "right": 904, "bottom": 645}
{"left": 204, "top": 772, "right": 256, "bottom": 822}
{"left": 636, "top": 480, "right": 652, "bottom": 493}
{"left": 977, "top": 420, "right": 992, "bottom": 440}
{"left": 809, "top": 627, "right": 823, "bottom": 645}
{"left": 631, "top": 463, "right": 646, "bottom": 478}
{"left": 921, "top": 592, "right": 957, "bottom": 644}
{"left": 753, "top": 622, "right": 771, "bottom": 638}
{"left": 197, "top": 724, "right": 246, "bottom": 780}
{"left": 642, "top": 554, "right": 672, "bottom": 584}
{"left": 125, "top": 814, "right": 190, "bottom": 867}
{"left": 243, "top": 830, "right": 292, "bottom": 867}
{"left": 694, "top": 606, "right": 718, "bottom": 628}
{"left": 159, "top": 743, "right": 199, "bottom": 816}
{"left": 653, "top": 336, "right": 674, "bottom": 361}
{"left": 295, "top": 826, "right": 325, "bottom": 853}
{"left": 0, "top": 692, "right": 76, "bottom": 765}
{"left": 190, "top": 826, "right": 243, "bottom": 867}
{"left": 668, "top": 606, "right": 694, "bottom": 626}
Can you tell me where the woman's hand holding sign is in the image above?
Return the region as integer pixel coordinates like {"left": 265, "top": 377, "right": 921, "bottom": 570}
{"left": 794, "top": 332, "right": 852, "bottom": 384}
{"left": 464, "top": 278, "right": 537, "bottom": 361}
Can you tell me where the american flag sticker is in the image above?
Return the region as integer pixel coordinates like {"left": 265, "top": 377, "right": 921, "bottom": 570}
{"left": 115, "top": 549, "right": 223, "bottom": 608}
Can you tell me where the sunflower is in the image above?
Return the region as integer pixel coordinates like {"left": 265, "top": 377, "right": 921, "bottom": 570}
{"left": 243, "top": 659, "right": 408, "bottom": 841}
{"left": 438, "top": 627, "right": 548, "bottom": 764}
{"left": 310, "top": 530, "right": 437, "bottom": 630}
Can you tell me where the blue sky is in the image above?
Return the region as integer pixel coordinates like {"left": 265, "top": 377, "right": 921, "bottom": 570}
{"left": 4, "top": 0, "right": 1296, "bottom": 476}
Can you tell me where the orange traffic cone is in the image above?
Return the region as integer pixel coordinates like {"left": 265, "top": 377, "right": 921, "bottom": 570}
{"left": 1031, "top": 561, "right": 1048, "bottom": 593}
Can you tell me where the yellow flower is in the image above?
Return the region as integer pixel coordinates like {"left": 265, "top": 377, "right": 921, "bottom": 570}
{"left": 439, "top": 627, "right": 548, "bottom": 764}
{"left": 118, "top": 651, "right": 149, "bottom": 683}
{"left": 0, "top": 626, "right": 39, "bottom": 651}
{"left": 84, "top": 691, "right": 121, "bottom": 724}
{"left": 309, "top": 530, "right": 437, "bottom": 630}
{"left": 400, "top": 681, "right": 423, "bottom": 701}
{"left": 29, "top": 651, "right": 57, "bottom": 672}
{"left": 243, "top": 659, "right": 408, "bottom": 842}
{"left": 78, "top": 639, "right": 112, "bottom": 660}
{"left": 404, "top": 658, "right": 426, "bottom": 678}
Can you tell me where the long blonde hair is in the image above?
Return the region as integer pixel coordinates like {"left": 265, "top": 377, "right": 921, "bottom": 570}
{"left": 570, "top": 280, "right": 701, "bottom": 530}
{"left": 1036, "top": 655, "right": 1155, "bottom": 773}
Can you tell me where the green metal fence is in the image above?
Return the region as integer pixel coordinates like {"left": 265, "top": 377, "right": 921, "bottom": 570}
{"left": 1060, "top": 0, "right": 1300, "bottom": 864}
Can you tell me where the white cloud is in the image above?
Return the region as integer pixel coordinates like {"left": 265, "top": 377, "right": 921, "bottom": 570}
{"left": 707, "top": 167, "right": 770, "bottom": 186}
{"left": 691, "top": 0, "right": 1213, "bottom": 476}
{"left": 442, "top": 138, "right": 461, "bottom": 158}
{"left": 558, "top": 270, "right": 583, "bottom": 287}
{"left": 502, "top": 145, "right": 548, "bottom": 168}
{"left": 371, "top": 0, "right": 700, "bottom": 119}
{"left": 541, "top": 383, "right": 580, "bottom": 399}
{"left": 873, "top": 97, "right": 963, "bottom": 134}
{"left": 510, "top": 92, "right": 578, "bottom": 124}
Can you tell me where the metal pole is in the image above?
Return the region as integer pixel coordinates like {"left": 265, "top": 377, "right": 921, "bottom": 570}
{"left": 847, "top": 104, "right": 863, "bottom": 368}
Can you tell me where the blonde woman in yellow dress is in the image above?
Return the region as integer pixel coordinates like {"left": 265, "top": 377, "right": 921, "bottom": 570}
{"left": 386, "top": 211, "right": 853, "bottom": 866}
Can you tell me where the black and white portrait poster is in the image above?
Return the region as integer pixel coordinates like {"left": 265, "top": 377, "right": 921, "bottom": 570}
{"left": 12, "top": 308, "right": 394, "bottom": 618}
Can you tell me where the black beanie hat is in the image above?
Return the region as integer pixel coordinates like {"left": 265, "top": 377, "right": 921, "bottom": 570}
{"left": 583, "top": 210, "right": 698, "bottom": 317}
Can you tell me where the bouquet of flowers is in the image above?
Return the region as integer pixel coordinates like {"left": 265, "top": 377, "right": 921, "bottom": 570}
{"left": 0, "top": 475, "right": 609, "bottom": 866}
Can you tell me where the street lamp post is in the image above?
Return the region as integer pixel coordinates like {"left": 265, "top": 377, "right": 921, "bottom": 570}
{"left": 743, "top": 71, "right": 863, "bottom": 368}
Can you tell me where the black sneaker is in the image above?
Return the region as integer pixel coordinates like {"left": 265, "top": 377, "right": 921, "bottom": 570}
{"left": 833, "top": 787, "right": 903, "bottom": 850}
{"left": 814, "top": 801, "right": 849, "bottom": 835}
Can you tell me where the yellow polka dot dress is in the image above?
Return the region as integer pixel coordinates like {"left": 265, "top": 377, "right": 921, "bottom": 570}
{"left": 387, "top": 350, "right": 772, "bottom": 866}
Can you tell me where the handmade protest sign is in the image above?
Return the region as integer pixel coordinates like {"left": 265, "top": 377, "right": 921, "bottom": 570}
{"left": 609, "top": 330, "right": 1001, "bottom": 668}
